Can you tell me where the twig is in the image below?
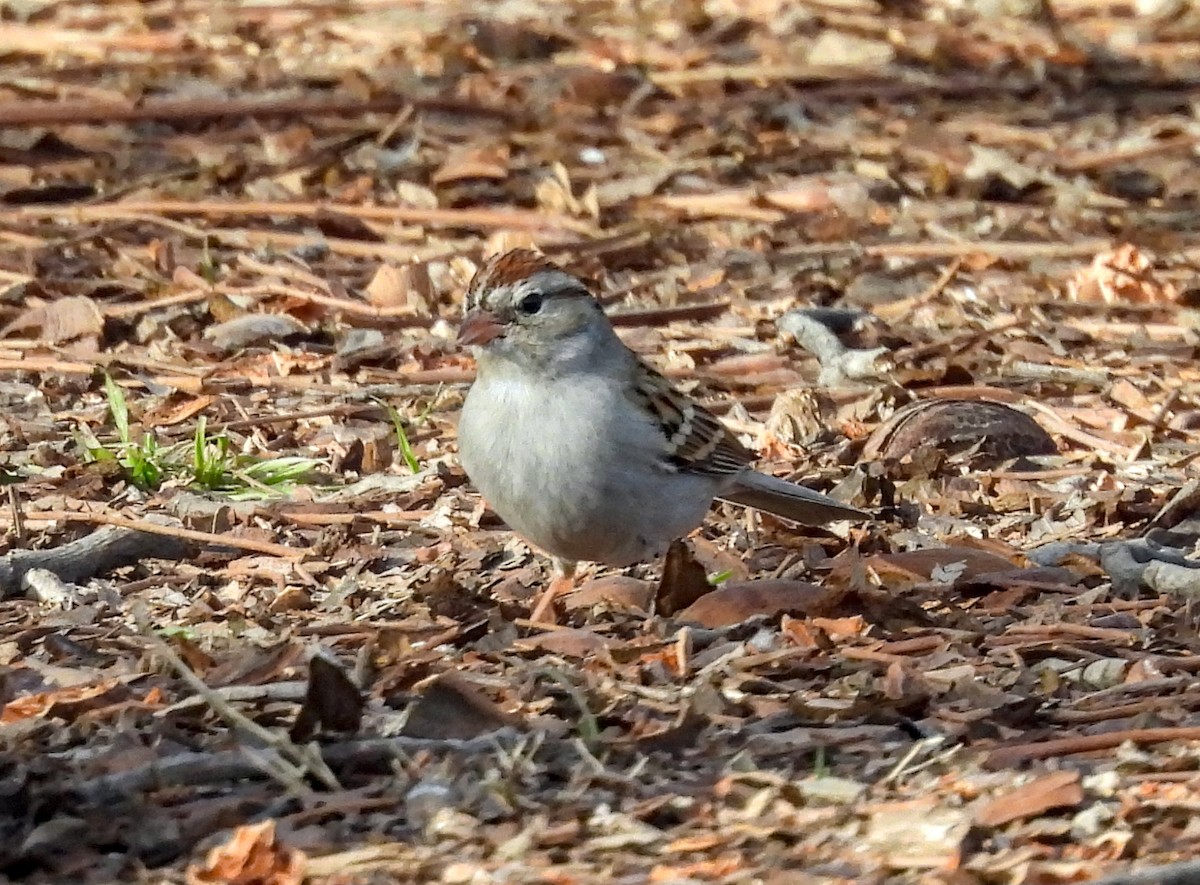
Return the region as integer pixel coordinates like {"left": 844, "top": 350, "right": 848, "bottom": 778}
{"left": 1003, "top": 360, "right": 1112, "bottom": 387}
{"left": 0, "top": 93, "right": 509, "bottom": 127}
{"left": 1085, "top": 860, "right": 1200, "bottom": 885}
{"left": 64, "top": 729, "right": 524, "bottom": 805}
{"left": 7, "top": 485, "right": 24, "bottom": 545}
{"left": 0, "top": 199, "right": 597, "bottom": 235}
{"left": 872, "top": 258, "right": 964, "bottom": 320}
{"left": 777, "top": 238, "right": 1114, "bottom": 262}
{"left": 649, "top": 63, "right": 880, "bottom": 87}
{"left": 277, "top": 510, "right": 436, "bottom": 527}
{"left": 985, "top": 726, "right": 1200, "bottom": 769}
{"left": 140, "top": 628, "right": 340, "bottom": 794}
{"left": 160, "top": 681, "right": 309, "bottom": 714}
{"left": 20, "top": 510, "right": 306, "bottom": 560}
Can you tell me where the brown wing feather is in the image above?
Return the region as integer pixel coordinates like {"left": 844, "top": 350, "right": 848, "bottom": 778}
{"left": 631, "top": 366, "right": 752, "bottom": 478}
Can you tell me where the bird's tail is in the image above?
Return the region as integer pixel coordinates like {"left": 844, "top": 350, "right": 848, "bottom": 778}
{"left": 719, "top": 470, "right": 870, "bottom": 526}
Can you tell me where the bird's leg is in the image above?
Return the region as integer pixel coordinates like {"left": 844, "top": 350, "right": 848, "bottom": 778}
{"left": 529, "top": 557, "right": 577, "bottom": 624}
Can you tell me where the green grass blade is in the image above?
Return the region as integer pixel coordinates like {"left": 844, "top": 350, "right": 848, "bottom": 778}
{"left": 385, "top": 404, "right": 420, "bottom": 473}
{"left": 103, "top": 373, "right": 131, "bottom": 444}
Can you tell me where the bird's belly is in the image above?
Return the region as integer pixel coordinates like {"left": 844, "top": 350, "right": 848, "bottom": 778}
{"left": 458, "top": 375, "right": 714, "bottom": 566}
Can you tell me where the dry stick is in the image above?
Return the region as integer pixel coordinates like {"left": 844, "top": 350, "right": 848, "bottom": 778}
{"left": 996, "top": 622, "right": 1143, "bottom": 643}
{"left": 1022, "top": 401, "right": 1144, "bottom": 459}
{"left": 141, "top": 628, "right": 340, "bottom": 794}
{"left": 1087, "top": 860, "right": 1200, "bottom": 885}
{"left": 66, "top": 729, "right": 524, "bottom": 806}
{"left": 776, "top": 238, "right": 1114, "bottom": 262}
{"left": 237, "top": 253, "right": 338, "bottom": 292}
{"left": 103, "top": 281, "right": 435, "bottom": 323}
{"left": 25, "top": 510, "right": 306, "bottom": 560}
{"left": 1065, "top": 319, "right": 1189, "bottom": 341}
{"left": 0, "top": 93, "right": 509, "bottom": 127}
{"left": 985, "top": 726, "right": 1200, "bottom": 769}
{"left": 205, "top": 229, "right": 458, "bottom": 262}
{"left": 211, "top": 281, "right": 431, "bottom": 321}
{"left": 1050, "top": 699, "right": 1172, "bottom": 725}
{"left": 0, "top": 23, "right": 190, "bottom": 54}
{"left": 891, "top": 318, "right": 1024, "bottom": 364}
{"left": 7, "top": 485, "right": 24, "bottom": 545}
{"left": 650, "top": 63, "right": 883, "bottom": 87}
{"left": 279, "top": 510, "right": 435, "bottom": 527}
{"left": 31, "top": 209, "right": 457, "bottom": 264}
{"left": 210, "top": 403, "right": 390, "bottom": 433}
{"left": 1058, "top": 133, "right": 1200, "bottom": 173}
{"left": 873, "top": 257, "right": 964, "bottom": 321}
{"left": 0, "top": 199, "right": 597, "bottom": 235}
{"left": 161, "top": 681, "right": 310, "bottom": 714}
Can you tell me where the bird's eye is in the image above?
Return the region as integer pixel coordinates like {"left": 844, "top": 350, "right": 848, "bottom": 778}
{"left": 517, "top": 293, "right": 544, "bottom": 314}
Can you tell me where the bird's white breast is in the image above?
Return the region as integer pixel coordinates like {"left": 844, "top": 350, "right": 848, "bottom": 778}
{"left": 457, "top": 364, "right": 715, "bottom": 566}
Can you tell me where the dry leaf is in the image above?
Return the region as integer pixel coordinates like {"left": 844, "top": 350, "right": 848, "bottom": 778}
{"left": 807, "top": 30, "right": 896, "bottom": 67}
{"left": 401, "top": 671, "right": 519, "bottom": 740}
{"left": 185, "top": 820, "right": 306, "bottom": 885}
{"left": 431, "top": 145, "right": 509, "bottom": 185}
{"left": 869, "top": 548, "right": 1022, "bottom": 583}
{"left": 1, "top": 295, "right": 104, "bottom": 343}
{"left": 1, "top": 679, "right": 127, "bottom": 724}
{"left": 1067, "top": 243, "right": 1179, "bottom": 304}
{"left": 676, "top": 580, "right": 832, "bottom": 628}
{"left": 204, "top": 314, "right": 308, "bottom": 350}
{"left": 143, "top": 394, "right": 217, "bottom": 428}
{"left": 535, "top": 162, "right": 598, "bottom": 219}
{"left": 289, "top": 654, "right": 363, "bottom": 742}
{"left": 656, "top": 540, "right": 712, "bottom": 617}
{"left": 563, "top": 576, "right": 654, "bottom": 611}
{"left": 364, "top": 262, "right": 432, "bottom": 311}
{"left": 973, "top": 770, "right": 1085, "bottom": 827}
{"left": 862, "top": 398, "right": 1056, "bottom": 463}
{"left": 514, "top": 627, "right": 613, "bottom": 658}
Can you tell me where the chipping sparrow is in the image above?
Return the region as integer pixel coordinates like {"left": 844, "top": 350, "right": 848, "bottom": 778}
{"left": 456, "top": 250, "right": 870, "bottom": 578}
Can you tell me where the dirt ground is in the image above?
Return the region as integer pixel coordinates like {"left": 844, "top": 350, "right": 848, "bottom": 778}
{"left": 3, "top": 1, "right": 1200, "bottom": 883}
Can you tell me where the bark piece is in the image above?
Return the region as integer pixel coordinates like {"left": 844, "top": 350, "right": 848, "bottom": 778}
{"left": 0, "top": 525, "right": 194, "bottom": 598}
{"left": 863, "top": 398, "right": 1056, "bottom": 463}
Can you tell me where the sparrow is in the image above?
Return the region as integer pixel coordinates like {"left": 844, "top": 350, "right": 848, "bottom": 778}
{"left": 456, "top": 250, "right": 870, "bottom": 585}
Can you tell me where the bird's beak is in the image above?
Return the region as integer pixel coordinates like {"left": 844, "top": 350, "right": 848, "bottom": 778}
{"left": 457, "top": 309, "right": 506, "bottom": 346}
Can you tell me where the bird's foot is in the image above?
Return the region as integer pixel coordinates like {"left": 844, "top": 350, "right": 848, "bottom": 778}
{"left": 529, "top": 574, "right": 575, "bottom": 624}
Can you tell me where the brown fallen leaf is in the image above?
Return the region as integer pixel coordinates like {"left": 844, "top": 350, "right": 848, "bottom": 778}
{"left": 204, "top": 314, "right": 308, "bottom": 351}
{"left": 973, "top": 770, "right": 1084, "bottom": 828}
{"left": 676, "top": 580, "right": 833, "bottom": 628}
{"left": 633, "top": 708, "right": 709, "bottom": 754}
{"left": 401, "top": 671, "right": 521, "bottom": 740}
{"left": 289, "top": 654, "right": 363, "bottom": 742}
{"left": 656, "top": 540, "right": 712, "bottom": 617}
{"left": 431, "top": 144, "right": 509, "bottom": 185}
{"left": 364, "top": 262, "right": 432, "bottom": 311}
{"left": 513, "top": 627, "right": 613, "bottom": 658}
{"left": 1066, "top": 243, "right": 1178, "bottom": 304}
{"left": 648, "top": 855, "right": 743, "bottom": 883}
{"left": 143, "top": 393, "right": 218, "bottom": 428}
{"left": 563, "top": 575, "right": 654, "bottom": 612}
{"left": 185, "top": 820, "right": 306, "bottom": 885}
{"left": 1, "top": 679, "right": 129, "bottom": 724}
{"left": 810, "top": 615, "right": 866, "bottom": 641}
{"left": 868, "top": 548, "right": 1023, "bottom": 584}
{"left": 862, "top": 398, "right": 1057, "bottom": 464}
{"left": 1, "top": 294, "right": 103, "bottom": 343}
